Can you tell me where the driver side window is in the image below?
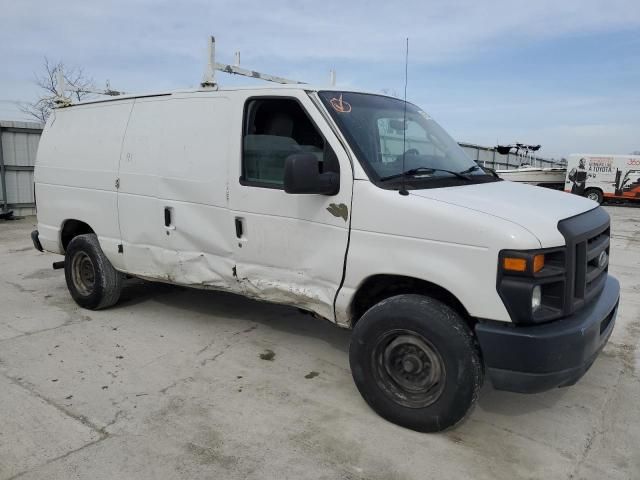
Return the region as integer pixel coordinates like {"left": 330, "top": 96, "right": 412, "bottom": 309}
{"left": 241, "top": 98, "right": 335, "bottom": 188}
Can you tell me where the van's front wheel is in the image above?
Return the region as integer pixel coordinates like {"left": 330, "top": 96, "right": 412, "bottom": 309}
{"left": 349, "top": 294, "right": 483, "bottom": 432}
{"left": 64, "top": 234, "right": 123, "bottom": 310}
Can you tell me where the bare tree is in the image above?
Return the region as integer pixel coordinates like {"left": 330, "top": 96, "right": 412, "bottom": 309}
{"left": 19, "top": 58, "right": 95, "bottom": 123}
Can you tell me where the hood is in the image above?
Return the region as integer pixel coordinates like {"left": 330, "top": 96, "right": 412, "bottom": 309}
{"left": 409, "top": 180, "right": 598, "bottom": 247}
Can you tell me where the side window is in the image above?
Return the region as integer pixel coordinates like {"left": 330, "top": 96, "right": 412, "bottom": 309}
{"left": 241, "top": 98, "right": 337, "bottom": 188}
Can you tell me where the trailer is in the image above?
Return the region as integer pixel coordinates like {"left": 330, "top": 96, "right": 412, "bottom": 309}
{"left": 565, "top": 154, "right": 640, "bottom": 204}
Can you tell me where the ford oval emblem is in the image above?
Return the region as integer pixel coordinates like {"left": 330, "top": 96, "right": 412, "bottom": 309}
{"left": 598, "top": 251, "right": 608, "bottom": 269}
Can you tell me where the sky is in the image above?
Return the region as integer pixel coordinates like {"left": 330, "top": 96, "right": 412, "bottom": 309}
{"left": 1, "top": 0, "right": 639, "bottom": 159}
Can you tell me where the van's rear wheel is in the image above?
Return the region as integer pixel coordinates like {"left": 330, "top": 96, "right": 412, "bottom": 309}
{"left": 585, "top": 188, "right": 604, "bottom": 204}
{"left": 349, "top": 294, "right": 483, "bottom": 432}
{"left": 64, "top": 234, "right": 123, "bottom": 310}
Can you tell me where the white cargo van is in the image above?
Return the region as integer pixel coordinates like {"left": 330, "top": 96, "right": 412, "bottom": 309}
{"left": 565, "top": 153, "right": 640, "bottom": 204}
{"left": 32, "top": 86, "right": 619, "bottom": 432}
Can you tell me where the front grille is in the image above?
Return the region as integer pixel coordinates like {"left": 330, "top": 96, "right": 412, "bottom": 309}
{"left": 574, "top": 227, "right": 609, "bottom": 300}
{"left": 558, "top": 207, "right": 610, "bottom": 315}
{"left": 599, "top": 301, "right": 617, "bottom": 335}
{"left": 585, "top": 230, "right": 609, "bottom": 293}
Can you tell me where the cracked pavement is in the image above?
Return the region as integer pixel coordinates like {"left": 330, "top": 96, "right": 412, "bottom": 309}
{"left": 1, "top": 206, "right": 639, "bottom": 479}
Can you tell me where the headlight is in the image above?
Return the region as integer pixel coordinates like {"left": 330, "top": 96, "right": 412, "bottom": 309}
{"left": 532, "top": 285, "right": 542, "bottom": 312}
{"left": 497, "top": 248, "right": 566, "bottom": 324}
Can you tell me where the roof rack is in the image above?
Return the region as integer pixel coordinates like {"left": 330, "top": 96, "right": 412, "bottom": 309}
{"left": 54, "top": 70, "right": 126, "bottom": 107}
{"left": 54, "top": 35, "right": 335, "bottom": 106}
{"left": 201, "top": 36, "right": 306, "bottom": 88}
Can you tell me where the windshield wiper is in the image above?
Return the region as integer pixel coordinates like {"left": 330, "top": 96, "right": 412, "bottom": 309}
{"left": 380, "top": 167, "right": 471, "bottom": 182}
{"left": 457, "top": 164, "right": 481, "bottom": 175}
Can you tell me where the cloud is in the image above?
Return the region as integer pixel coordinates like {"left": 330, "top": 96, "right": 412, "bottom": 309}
{"left": 1, "top": 0, "right": 639, "bottom": 155}
{"left": 4, "top": 0, "right": 640, "bottom": 65}
{"left": 2, "top": 1, "right": 637, "bottom": 93}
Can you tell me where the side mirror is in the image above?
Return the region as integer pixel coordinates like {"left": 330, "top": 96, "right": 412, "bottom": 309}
{"left": 284, "top": 153, "right": 339, "bottom": 195}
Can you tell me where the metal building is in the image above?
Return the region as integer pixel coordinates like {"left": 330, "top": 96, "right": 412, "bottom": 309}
{"left": 0, "top": 121, "right": 43, "bottom": 217}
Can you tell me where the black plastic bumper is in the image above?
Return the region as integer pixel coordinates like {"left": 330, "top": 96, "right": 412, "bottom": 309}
{"left": 475, "top": 275, "right": 619, "bottom": 393}
{"left": 31, "top": 229, "right": 43, "bottom": 252}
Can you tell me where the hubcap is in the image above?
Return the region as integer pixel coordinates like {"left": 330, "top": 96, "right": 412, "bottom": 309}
{"left": 372, "top": 330, "right": 446, "bottom": 408}
{"left": 71, "top": 251, "right": 96, "bottom": 296}
{"left": 587, "top": 192, "right": 599, "bottom": 201}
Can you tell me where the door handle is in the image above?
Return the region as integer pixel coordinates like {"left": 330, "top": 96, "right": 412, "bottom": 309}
{"left": 164, "top": 207, "right": 176, "bottom": 230}
{"left": 235, "top": 217, "right": 243, "bottom": 238}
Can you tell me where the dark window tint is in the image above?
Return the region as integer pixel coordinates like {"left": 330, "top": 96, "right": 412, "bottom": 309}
{"left": 242, "top": 98, "right": 336, "bottom": 187}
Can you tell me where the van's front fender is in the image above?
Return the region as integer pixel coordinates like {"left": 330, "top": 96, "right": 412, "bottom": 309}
{"left": 334, "top": 181, "right": 543, "bottom": 327}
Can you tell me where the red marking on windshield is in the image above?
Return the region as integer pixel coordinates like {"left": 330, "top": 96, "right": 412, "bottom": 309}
{"left": 330, "top": 94, "right": 351, "bottom": 113}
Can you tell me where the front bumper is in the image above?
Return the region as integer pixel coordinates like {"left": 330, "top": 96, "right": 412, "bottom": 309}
{"left": 475, "top": 275, "right": 619, "bottom": 393}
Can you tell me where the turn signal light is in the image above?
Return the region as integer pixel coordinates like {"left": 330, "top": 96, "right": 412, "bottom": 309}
{"left": 503, "top": 254, "right": 545, "bottom": 273}
{"left": 533, "top": 254, "right": 545, "bottom": 273}
{"left": 503, "top": 257, "right": 527, "bottom": 272}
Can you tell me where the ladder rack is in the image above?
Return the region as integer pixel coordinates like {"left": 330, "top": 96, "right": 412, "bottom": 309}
{"left": 201, "top": 36, "right": 306, "bottom": 87}
{"left": 54, "top": 35, "right": 333, "bottom": 106}
{"left": 54, "top": 70, "right": 126, "bottom": 106}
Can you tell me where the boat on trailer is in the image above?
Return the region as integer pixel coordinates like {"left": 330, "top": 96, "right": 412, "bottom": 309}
{"left": 496, "top": 164, "right": 567, "bottom": 190}
{"left": 494, "top": 144, "right": 566, "bottom": 190}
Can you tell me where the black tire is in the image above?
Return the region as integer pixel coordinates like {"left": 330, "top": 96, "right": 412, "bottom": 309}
{"left": 64, "top": 233, "right": 123, "bottom": 310}
{"left": 584, "top": 188, "right": 604, "bottom": 204}
{"left": 349, "top": 294, "right": 483, "bottom": 432}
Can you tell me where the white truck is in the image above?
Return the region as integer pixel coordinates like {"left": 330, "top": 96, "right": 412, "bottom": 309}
{"left": 566, "top": 153, "right": 640, "bottom": 204}
{"left": 31, "top": 85, "right": 620, "bottom": 432}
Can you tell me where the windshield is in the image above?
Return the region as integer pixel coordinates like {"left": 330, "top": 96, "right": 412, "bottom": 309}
{"left": 318, "top": 91, "right": 495, "bottom": 188}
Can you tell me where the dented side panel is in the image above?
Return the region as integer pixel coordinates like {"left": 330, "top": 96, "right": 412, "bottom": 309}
{"left": 227, "top": 90, "right": 353, "bottom": 321}
{"left": 118, "top": 94, "right": 236, "bottom": 287}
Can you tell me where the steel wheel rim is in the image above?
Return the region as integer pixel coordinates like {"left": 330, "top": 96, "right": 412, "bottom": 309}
{"left": 372, "top": 330, "right": 446, "bottom": 408}
{"left": 587, "top": 192, "right": 599, "bottom": 201}
{"left": 71, "top": 251, "right": 96, "bottom": 296}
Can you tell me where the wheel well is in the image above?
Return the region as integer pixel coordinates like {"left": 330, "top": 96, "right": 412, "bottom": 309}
{"left": 61, "top": 220, "right": 94, "bottom": 252}
{"left": 350, "top": 274, "right": 473, "bottom": 329}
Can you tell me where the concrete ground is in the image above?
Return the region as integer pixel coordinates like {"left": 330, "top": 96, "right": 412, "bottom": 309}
{"left": 0, "top": 206, "right": 638, "bottom": 480}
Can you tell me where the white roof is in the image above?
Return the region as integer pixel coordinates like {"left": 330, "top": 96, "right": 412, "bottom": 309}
{"left": 64, "top": 84, "right": 392, "bottom": 107}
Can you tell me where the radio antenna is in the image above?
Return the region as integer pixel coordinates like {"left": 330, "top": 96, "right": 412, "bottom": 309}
{"left": 399, "top": 37, "right": 410, "bottom": 196}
